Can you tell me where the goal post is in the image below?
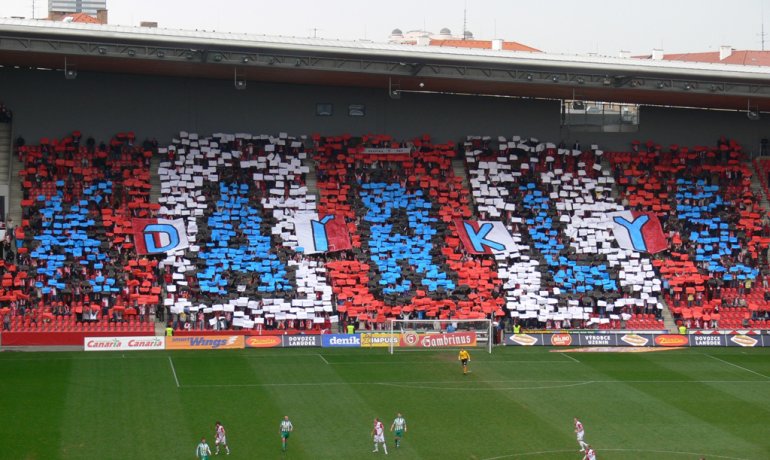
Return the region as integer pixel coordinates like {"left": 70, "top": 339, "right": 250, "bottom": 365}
{"left": 387, "top": 318, "right": 494, "bottom": 354}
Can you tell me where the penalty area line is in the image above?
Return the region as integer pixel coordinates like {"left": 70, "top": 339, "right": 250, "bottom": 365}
{"left": 168, "top": 356, "right": 180, "bottom": 388}
{"left": 317, "top": 353, "right": 330, "bottom": 365}
{"left": 559, "top": 352, "right": 580, "bottom": 363}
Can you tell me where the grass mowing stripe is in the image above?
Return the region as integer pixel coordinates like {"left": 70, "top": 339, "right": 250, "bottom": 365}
{"left": 703, "top": 353, "right": 770, "bottom": 379}
{"left": 3, "top": 347, "right": 770, "bottom": 459}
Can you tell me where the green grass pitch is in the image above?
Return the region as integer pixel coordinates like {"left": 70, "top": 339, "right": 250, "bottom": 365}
{"left": 0, "top": 346, "right": 769, "bottom": 459}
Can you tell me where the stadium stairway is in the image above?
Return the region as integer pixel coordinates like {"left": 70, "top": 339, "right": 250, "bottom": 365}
{"left": 749, "top": 164, "right": 769, "bottom": 210}
{"left": 658, "top": 298, "right": 678, "bottom": 332}
{"left": 452, "top": 157, "right": 473, "bottom": 213}
{"left": 0, "top": 123, "right": 10, "bottom": 182}
{"left": 149, "top": 153, "right": 162, "bottom": 205}
{"left": 305, "top": 152, "right": 320, "bottom": 202}
{"left": 0, "top": 123, "right": 23, "bottom": 226}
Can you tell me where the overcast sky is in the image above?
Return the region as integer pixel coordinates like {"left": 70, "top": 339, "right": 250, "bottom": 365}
{"left": 2, "top": 0, "right": 769, "bottom": 56}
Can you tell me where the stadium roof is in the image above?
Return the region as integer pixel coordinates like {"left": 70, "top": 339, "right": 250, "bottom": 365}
{"left": 1, "top": 18, "right": 770, "bottom": 112}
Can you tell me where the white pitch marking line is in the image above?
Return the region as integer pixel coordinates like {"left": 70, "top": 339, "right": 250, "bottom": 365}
{"left": 168, "top": 356, "right": 180, "bottom": 388}
{"left": 179, "top": 379, "right": 768, "bottom": 389}
{"left": 324, "top": 360, "right": 575, "bottom": 365}
{"left": 482, "top": 447, "right": 750, "bottom": 460}
{"left": 704, "top": 353, "right": 770, "bottom": 379}
{"left": 560, "top": 352, "right": 580, "bottom": 363}
{"left": 317, "top": 353, "right": 329, "bottom": 365}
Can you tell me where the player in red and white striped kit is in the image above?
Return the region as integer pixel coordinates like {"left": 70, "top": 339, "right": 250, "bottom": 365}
{"left": 214, "top": 421, "right": 230, "bottom": 455}
{"left": 371, "top": 418, "right": 388, "bottom": 455}
{"left": 583, "top": 444, "right": 597, "bottom": 460}
{"left": 574, "top": 417, "right": 588, "bottom": 452}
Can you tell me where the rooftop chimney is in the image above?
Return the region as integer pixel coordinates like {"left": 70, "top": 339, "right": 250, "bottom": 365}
{"left": 651, "top": 49, "right": 664, "bottom": 60}
{"left": 96, "top": 9, "right": 108, "bottom": 24}
{"left": 491, "top": 39, "right": 503, "bottom": 51}
{"left": 719, "top": 45, "right": 732, "bottom": 61}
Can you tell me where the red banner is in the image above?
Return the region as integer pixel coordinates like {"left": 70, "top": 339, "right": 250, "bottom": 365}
{"left": 132, "top": 218, "right": 189, "bottom": 255}
{"left": 399, "top": 331, "right": 477, "bottom": 348}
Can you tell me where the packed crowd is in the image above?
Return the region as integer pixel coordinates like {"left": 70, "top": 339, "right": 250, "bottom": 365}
{"left": 4, "top": 129, "right": 770, "bottom": 333}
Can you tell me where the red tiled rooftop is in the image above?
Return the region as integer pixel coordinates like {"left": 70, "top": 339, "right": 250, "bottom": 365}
{"left": 429, "top": 39, "right": 540, "bottom": 52}
{"left": 636, "top": 50, "right": 770, "bottom": 67}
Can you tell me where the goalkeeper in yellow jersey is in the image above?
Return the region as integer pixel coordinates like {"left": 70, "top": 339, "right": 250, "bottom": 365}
{"left": 458, "top": 348, "right": 470, "bottom": 375}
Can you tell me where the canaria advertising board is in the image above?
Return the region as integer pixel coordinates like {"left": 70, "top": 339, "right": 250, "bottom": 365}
{"left": 360, "top": 333, "right": 401, "bottom": 348}
{"left": 84, "top": 336, "right": 165, "bottom": 351}
{"left": 165, "top": 335, "right": 245, "bottom": 350}
{"left": 505, "top": 333, "right": 770, "bottom": 347}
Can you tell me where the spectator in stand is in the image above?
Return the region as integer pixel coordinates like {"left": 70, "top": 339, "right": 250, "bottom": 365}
{"left": 0, "top": 103, "right": 12, "bottom": 123}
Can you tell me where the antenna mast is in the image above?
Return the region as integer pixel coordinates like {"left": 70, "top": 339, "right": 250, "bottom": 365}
{"left": 462, "top": 0, "right": 467, "bottom": 40}
{"left": 762, "top": 3, "right": 767, "bottom": 51}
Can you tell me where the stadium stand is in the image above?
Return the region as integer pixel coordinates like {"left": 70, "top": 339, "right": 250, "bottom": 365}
{"left": 6, "top": 128, "right": 770, "bottom": 337}
{"left": 11, "top": 131, "right": 156, "bottom": 333}
{"left": 463, "top": 136, "right": 663, "bottom": 330}
{"left": 314, "top": 134, "right": 505, "bottom": 326}
{"left": 608, "top": 139, "right": 770, "bottom": 330}
{"left": 156, "top": 131, "right": 334, "bottom": 332}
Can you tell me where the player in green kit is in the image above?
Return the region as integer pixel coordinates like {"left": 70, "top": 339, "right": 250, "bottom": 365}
{"left": 280, "top": 415, "right": 293, "bottom": 452}
{"left": 390, "top": 412, "right": 407, "bottom": 448}
{"left": 196, "top": 437, "right": 211, "bottom": 460}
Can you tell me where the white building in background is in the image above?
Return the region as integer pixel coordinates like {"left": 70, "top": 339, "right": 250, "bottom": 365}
{"left": 49, "top": 0, "right": 107, "bottom": 15}
{"left": 388, "top": 27, "right": 472, "bottom": 44}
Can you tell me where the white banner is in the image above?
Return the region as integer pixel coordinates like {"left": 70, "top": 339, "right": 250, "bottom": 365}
{"left": 293, "top": 212, "right": 351, "bottom": 254}
{"left": 361, "top": 148, "right": 411, "bottom": 155}
{"left": 455, "top": 220, "right": 518, "bottom": 255}
{"left": 84, "top": 336, "right": 165, "bottom": 351}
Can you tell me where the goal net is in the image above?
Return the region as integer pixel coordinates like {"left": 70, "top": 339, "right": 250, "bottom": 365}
{"left": 387, "top": 319, "right": 493, "bottom": 354}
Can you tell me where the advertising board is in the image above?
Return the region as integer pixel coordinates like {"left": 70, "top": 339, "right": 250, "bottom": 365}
{"left": 321, "top": 334, "right": 361, "bottom": 348}
{"left": 165, "top": 335, "right": 244, "bottom": 350}
{"left": 84, "top": 336, "right": 165, "bottom": 351}
{"left": 399, "top": 331, "right": 477, "bottom": 348}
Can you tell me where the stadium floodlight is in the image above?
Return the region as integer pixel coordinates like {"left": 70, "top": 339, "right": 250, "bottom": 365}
{"left": 234, "top": 68, "right": 246, "bottom": 90}
{"left": 747, "top": 100, "right": 760, "bottom": 120}
{"left": 388, "top": 77, "right": 401, "bottom": 99}
{"left": 387, "top": 318, "right": 494, "bottom": 354}
{"left": 63, "top": 57, "right": 76, "bottom": 80}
